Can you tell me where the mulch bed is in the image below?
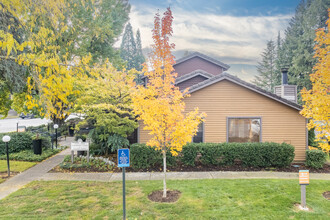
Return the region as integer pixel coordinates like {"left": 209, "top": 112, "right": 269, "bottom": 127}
{"left": 148, "top": 190, "right": 181, "bottom": 203}
{"left": 0, "top": 171, "right": 19, "bottom": 180}
{"left": 50, "top": 166, "right": 112, "bottom": 173}
{"left": 323, "top": 191, "right": 330, "bottom": 200}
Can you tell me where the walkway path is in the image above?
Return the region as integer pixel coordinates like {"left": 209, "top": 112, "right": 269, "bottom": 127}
{"left": 0, "top": 138, "right": 73, "bottom": 200}
{"left": 1, "top": 137, "right": 330, "bottom": 200}
{"left": 40, "top": 171, "right": 330, "bottom": 182}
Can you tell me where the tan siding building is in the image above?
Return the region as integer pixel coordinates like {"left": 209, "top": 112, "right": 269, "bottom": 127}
{"left": 138, "top": 52, "right": 307, "bottom": 161}
{"left": 139, "top": 79, "right": 307, "bottom": 161}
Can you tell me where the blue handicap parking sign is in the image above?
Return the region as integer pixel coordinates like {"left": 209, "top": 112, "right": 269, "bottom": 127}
{"left": 118, "top": 148, "right": 130, "bottom": 168}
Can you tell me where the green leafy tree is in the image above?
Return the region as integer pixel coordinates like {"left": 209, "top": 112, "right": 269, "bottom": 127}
{"left": 75, "top": 62, "right": 138, "bottom": 155}
{"left": 0, "top": 79, "right": 11, "bottom": 117}
{"left": 63, "top": 0, "right": 130, "bottom": 66}
{"left": 253, "top": 40, "right": 279, "bottom": 92}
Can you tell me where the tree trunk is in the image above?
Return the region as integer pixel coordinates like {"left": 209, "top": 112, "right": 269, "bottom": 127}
{"left": 163, "top": 150, "right": 167, "bottom": 198}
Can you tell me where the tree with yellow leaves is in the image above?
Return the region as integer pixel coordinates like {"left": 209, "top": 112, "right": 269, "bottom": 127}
{"left": 301, "top": 9, "right": 330, "bottom": 153}
{"left": 132, "top": 8, "right": 206, "bottom": 198}
{"left": 0, "top": 0, "right": 130, "bottom": 124}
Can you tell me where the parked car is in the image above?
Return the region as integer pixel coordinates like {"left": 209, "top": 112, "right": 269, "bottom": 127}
{"left": 19, "top": 113, "right": 35, "bottom": 119}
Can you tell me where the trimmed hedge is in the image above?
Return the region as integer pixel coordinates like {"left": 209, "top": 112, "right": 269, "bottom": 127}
{"left": 305, "top": 150, "right": 326, "bottom": 169}
{"left": 0, "top": 132, "right": 33, "bottom": 154}
{"left": 0, "top": 132, "right": 52, "bottom": 154}
{"left": 130, "top": 144, "right": 176, "bottom": 169}
{"left": 130, "top": 142, "right": 295, "bottom": 169}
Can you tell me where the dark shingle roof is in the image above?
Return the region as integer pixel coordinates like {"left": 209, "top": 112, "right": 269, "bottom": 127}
{"left": 175, "top": 69, "right": 213, "bottom": 84}
{"left": 188, "top": 72, "right": 302, "bottom": 111}
{"left": 175, "top": 52, "right": 230, "bottom": 70}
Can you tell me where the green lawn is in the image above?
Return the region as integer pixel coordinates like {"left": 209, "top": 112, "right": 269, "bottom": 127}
{"left": 0, "top": 179, "right": 329, "bottom": 219}
{"left": 0, "top": 160, "right": 36, "bottom": 173}
{"left": 0, "top": 160, "right": 36, "bottom": 184}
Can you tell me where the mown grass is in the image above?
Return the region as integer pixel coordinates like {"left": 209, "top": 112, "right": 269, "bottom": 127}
{"left": 0, "top": 160, "right": 36, "bottom": 173}
{"left": 0, "top": 160, "right": 36, "bottom": 184}
{"left": 0, "top": 179, "right": 329, "bottom": 219}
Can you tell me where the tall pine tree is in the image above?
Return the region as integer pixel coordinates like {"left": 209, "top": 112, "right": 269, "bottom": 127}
{"left": 253, "top": 40, "right": 279, "bottom": 92}
{"left": 120, "top": 23, "right": 137, "bottom": 70}
{"left": 135, "top": 29, "right": 145, "bottom": 71}
{"left": 275, "top": 0, "right": 330, "bottom": 102}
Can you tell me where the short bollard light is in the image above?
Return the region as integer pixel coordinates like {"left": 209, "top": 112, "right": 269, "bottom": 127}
{"left": 54, "top": 124, "right": 59, "bottom": 149}
{"left": 16, "top": 120, "right": 19, "bottom": 132}
{"left": 2, "top": 135, "right": 11, "bottom": 177}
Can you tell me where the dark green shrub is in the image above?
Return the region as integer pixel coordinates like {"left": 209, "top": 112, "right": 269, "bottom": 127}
{"left": 128, "top": 142, "right": 295, "bottom": 169}
{"left": 0, "top": 148, "right": 60, "bottom": 162}
{"left": 26, "top": 124, "right": 48, "bottom": 133}
{"left": 239, "top": 142, "right": 294, "bottom": 167}
{"left": 181, "top": 143, "right": 200, "bottom": 166}
{"left": 199, "top": 143, "right": 225, "bottom": 165}
{"left": 165, "top": 151, "right": 177, "bottom": 167}
{"left": 0, "top": 132, "right": 33, "bottom": 154}
{"left": 197, "top": 142, "right": 295, "bottom": 168}
{"left": 130, "top": 144, "right": 162, "bottom": 169}
{"left": 39, "top": 135, "right": 51, "bottom": 149}
{"left": 129, "top": 144, "right": 180, "bottom": 169}
{"left": 75, "top": 134, "right": 87, "bottom": 142}
{"left": 306, "top": 150, "right": 326, "bottom": 169}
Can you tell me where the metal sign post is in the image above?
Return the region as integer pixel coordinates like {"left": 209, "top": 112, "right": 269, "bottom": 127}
{"left": 118, "top": 148, "right": 130, "bottom": 220}
{"left": 299, "top": 170, "right": 309, "bottom": 210}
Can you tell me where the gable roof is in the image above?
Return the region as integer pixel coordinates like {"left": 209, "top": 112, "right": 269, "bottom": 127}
{"left": 187, "top": 72, "right": 302, "bottom": 111}
{"left": 175, "top": 52, "right": 230, "bottom": 70}
{"left": 175, "top": 69, "right": 213, "bottom": 84}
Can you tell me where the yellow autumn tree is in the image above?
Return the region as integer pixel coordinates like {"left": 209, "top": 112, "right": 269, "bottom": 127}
{"left": 132, "top": 8, "right": 206, "bottom": 198}
{"left": 0, "top": 0, "right": 130, "bottom": 124}
{"left": 0, "top": 0, "right": 82, "bottom": 124}
{"left": 301, "top": 9, "right": 330, "bottom": 153}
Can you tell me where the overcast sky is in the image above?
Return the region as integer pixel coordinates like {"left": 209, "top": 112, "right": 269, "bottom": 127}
{"left": 125, "top": 0, "right": 301, "bottom": 81}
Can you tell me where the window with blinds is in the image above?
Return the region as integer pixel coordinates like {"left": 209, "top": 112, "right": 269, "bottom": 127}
{"left": 228, "top": 118, "right": 261, "bottom": 143}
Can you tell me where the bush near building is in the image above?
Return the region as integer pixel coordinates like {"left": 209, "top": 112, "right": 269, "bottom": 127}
{"left": 130, "top": 142, "right": 295, "bottom": 169}
{"left": 305, "top": 150, "right": 327, "bottom": 169}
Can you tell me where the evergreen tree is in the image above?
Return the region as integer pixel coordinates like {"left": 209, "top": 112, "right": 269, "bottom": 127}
{"left": 135, "top": 29, "right": 145, "bottom": 71}
{"left": 253, "top": 40, "right": 279, "bottom": 92}
{"left": 276, "top": 0, "right": 330, "bottom": 102}
{"left": 0, "top": 7, "right": 27, "bottom": 93}
{"left": 120, "top": 23, "right": 137, "bottom": 70}
{"left": 275, "top": 31, "right": 284, "bottom": 86}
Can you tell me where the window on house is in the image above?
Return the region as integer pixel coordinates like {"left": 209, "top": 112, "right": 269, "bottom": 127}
{"left": 127, "top": 128, "right": 138, "bottom": 144}
{"left": 228, "top": 118, "right": 261, "bottom": 143}
{"left": 193, "top": 122, "right": 203, "bottom": 143}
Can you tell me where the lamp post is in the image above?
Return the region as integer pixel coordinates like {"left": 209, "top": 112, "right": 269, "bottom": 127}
{"left": 2, "top": 135, "right": 11, "bottom": 177}
{"left": 16, "top": 120, "right": 19, "bottom": 132}
{"left": 54, "top": 124, "right": 58, "bottom": 149}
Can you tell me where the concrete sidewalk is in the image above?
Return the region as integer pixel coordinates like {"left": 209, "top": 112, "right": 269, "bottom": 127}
{"left": 0, "top": 138, "right": 72, "bottom": 200}
{"left": 39, "top": 171, "right": 330, "bottom": 182}
{"left": 1, "top": 135, "right": 330, "bottom": 200}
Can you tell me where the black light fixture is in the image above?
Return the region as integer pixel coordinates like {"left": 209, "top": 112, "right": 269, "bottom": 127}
{"left": 2, "top": 135, "right": 11, "bottom": 177}
{"left": 54, "top": 124, "right": 59, "bottom": 148}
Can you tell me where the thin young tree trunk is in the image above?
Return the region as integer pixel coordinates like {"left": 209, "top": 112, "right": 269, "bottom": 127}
{"left": 163, "top": 149, "right": 167, "bottom": 198}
